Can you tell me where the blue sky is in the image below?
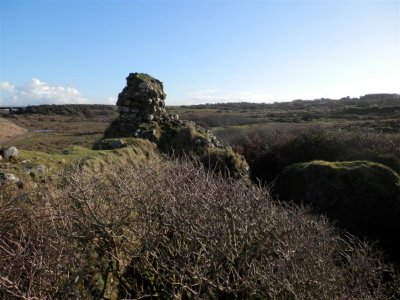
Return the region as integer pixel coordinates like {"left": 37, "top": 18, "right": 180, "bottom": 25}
{"left": 0, "top": 0, "right": 399, "bottom": 106}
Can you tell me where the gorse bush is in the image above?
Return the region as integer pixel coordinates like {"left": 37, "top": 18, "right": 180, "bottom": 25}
{"left": 222, "top": 125, "right": 400, "bottom": 184}
{"left": 119, "top": 160, "right": 397, "bottom": 299}
{"left": 1, "top": 159, "right": 399, "bottom": 299}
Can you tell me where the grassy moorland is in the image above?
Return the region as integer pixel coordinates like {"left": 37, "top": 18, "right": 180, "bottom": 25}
{"left": 1, "top": 95, "right": 400, "bottom": 299}
{"left": 0, "top": 105, "right": 118, "bottom": 152}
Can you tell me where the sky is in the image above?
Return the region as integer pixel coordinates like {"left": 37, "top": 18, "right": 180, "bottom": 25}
{"left": 0, "top": 0, "right": 399, "bottom": 106}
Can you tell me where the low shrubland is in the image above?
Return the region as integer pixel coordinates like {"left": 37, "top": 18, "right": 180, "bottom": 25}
{"left": 1, "top": 158, "right": 399, "bottom": 299}
{"left": 218, "top": 125, "right": 400, "bottom": 183}
{"left": 2, "top": 99, "right": 400, "bottom": 298}
{"left": 217, "top": 125, "right": 400, "bottom": 267}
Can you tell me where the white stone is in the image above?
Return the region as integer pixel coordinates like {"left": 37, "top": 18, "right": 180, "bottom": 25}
{"left": 3, "top": 146, "right": 19, "bottom": 159}
{"left": 5, "top": 173, "right": 19, "bottom": 182}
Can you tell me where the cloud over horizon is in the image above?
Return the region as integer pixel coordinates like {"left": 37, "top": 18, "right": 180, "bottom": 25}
{"left": 0, "top": 79, "right": 89, "bottom": 106}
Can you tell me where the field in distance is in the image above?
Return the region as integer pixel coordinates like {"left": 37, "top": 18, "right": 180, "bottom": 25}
{"left": 1, "top": 93, "right": 399, "bottom": 153}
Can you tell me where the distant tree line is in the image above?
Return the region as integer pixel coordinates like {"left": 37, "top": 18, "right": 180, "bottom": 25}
{"left": 15, "top": 104, "right": 118, "bottom": 118}
{"left": 177, "top": 93, "right": 400, "bottom": 111}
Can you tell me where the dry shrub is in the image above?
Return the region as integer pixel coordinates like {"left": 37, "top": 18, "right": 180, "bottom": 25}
{"left": 227, "top": 125, "right": 400, "bottom": 184}
{"left": 1, "top": 159, "right": 399, "bottom": 299}
{"left": 0, "top": 182, "right": 83, "bottom": 299}
{"left": 117, "top": 160, "right": 397, "bottom": 299}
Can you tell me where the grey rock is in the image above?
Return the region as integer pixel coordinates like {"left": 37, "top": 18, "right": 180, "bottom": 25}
{"left": 25, "top": 165, "right": 46, "bottom": 176}
{"left": 134, "top": 129, "right": 141, "bottom": 137}
{"left": 94, "top": 139, "right": 125, "bottom": 150}
{"left": 3, "top": 146, "right": 19, "bottom": 159}
{"left": 118, "top": 106, "right": 130, "bottom": 113}
{"left": 138, "top": 82, "right": 149, "bottom": 90}
{"left": 194, "top": 138, "right": 204, "bottom": 146}
{"left": 6, "top": 173, "right": 19, "bottom": 181}
{"left": 0, "top": 155, "right": 2, "bottom": 161}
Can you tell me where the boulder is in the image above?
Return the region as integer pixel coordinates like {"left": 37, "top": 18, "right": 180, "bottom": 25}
{"left": 276, "top": 160, "right": 400, "bottom": 260}
{"left": 1, "top": 146, "right": 19, "bottom": 160}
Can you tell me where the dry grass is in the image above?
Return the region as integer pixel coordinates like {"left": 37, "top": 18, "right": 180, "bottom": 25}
{"left": 1, "top": 114, "right": 116, "bottom": 153}
{"left": 1, "top": 158, "right": 398, "bottom": 299}
{"left": 0, "top": 117, "right": 28, "bottom": 143}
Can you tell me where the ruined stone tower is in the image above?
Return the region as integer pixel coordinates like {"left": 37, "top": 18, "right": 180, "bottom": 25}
{"left": 101, "top": 73, "right": 249, "bottom": 179}
{"left": 104, "top": 73, "right": 180, "bottom": 138}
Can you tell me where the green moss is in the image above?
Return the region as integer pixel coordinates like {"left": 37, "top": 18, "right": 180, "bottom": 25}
{"left": 293, "top": 160, "right": 400, "bottom": 176}
{"left": 136, "top": 73, "right": 156, "bottom": 82}
{"left": 9, "top": 139, "right": 158, "bottom": 185}
{"left": 155, "top": 122, "right": 250, "bottom": 179}
{"left": 159, "top": 123, "right": 206, "bottom": 154}
{"left": 137, "top": 122, "right": 162, "bottom": 142}
{"left": 277, "top": 159, "right": 400, "bottom": 259}
{"left": 203, "top": 147, "right": 249, "bottom": 179}
{"left": 129, "top": 73, "right": 165, "bottom": 97}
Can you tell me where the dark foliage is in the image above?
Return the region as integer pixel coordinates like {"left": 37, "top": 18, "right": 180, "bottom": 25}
{"left": 15, "top": 104, "right": 118, "bottom": 118}
{"left": 276, "top": 160, "right": 400, "bottom": 265}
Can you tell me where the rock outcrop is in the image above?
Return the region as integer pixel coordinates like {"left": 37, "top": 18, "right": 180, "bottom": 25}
{"left": 102, "top": 73, "right": 249, "bottom": 179}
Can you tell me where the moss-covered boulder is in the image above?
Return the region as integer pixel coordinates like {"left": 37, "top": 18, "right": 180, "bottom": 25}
{"left": 276, "top": 160, "right": 400, "bottom": 260}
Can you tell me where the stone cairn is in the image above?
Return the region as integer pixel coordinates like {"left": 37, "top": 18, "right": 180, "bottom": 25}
{"left": 101, "top": 72, "right": 249, "bottom": 179}
{"left": 104, "top": 73, "right": 180, "bottom": 139}
{"left": 104, "top": 72, "right": 221, "bottom": 147}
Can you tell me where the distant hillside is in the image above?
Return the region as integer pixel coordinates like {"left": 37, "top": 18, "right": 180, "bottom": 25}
{"left": 15, "top": 104, "right": 118, "bottom": 118}
{"left": 11, "top": 94, "right": 400, "bottom": 117}
{"left": 176, "top": 93, "right": 400, "bottom": 110}
{"left": 0, "top": 118, "right": 27, "bottom": 142}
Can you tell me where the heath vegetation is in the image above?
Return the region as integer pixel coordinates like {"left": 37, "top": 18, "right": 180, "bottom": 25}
{"left": 1, "top": 93, "right": 400, "bottom": 299}
{"left": 1, "top": 158, "right": 399, "bottom": 299}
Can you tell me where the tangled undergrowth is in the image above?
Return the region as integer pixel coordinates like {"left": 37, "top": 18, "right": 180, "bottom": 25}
{"left": 1, "top": 158, "right": 399, "bottom": 299}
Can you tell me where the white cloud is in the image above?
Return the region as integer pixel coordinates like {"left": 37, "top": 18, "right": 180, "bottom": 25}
{"left": 0, "top": 79, "right": 89, "bottom": 106}
{"left": 106, "top": 96, "right": 117, "bottom": 104}
{"left": 0, "top": 81, "right": 15, "bottom": 92}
